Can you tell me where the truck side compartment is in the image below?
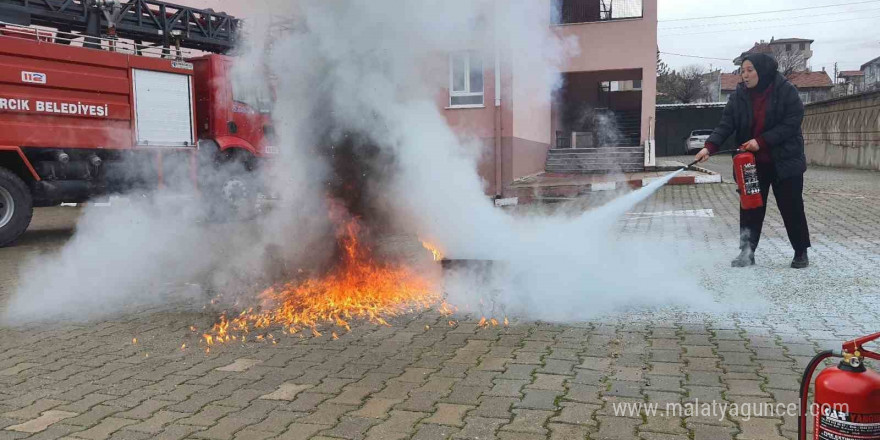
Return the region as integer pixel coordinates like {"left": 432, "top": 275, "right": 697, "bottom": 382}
{"left": 0, "top": 30, "right": 199, "bottom": 204}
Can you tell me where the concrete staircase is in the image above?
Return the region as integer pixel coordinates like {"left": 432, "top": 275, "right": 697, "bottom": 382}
{"left": 547, "top": 110, "right": 644, "bottom": 173}
{"left": 611, "top": 110, "right": 641, "bottom": 147}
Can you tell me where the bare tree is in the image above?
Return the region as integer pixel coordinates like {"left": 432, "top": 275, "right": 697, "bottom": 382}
{"left": 658, "top": 64, "right": 710, "bottom": 104}
{"left": 771, "top": 46, "right": 807, "bottom": 75}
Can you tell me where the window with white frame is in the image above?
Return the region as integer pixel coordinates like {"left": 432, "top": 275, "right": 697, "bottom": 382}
{"left": 449, "top": 51, "right": 484, "bottom": 107}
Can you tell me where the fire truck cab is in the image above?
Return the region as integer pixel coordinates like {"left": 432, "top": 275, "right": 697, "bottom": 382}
{"left": 0, "top": 0, "right": 273, "bottom": 247}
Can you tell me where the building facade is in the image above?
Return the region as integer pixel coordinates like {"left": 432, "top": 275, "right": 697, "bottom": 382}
{"left": 440, "top": 0, "right": 658, "bottom": 194}
{"left": 186, "top": 0, "right": 658, "bottom": 196}
{"left": 862, "top": 56, "right": 880, "bottom": 91}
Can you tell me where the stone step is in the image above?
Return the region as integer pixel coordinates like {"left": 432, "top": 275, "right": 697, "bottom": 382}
{"left": 547, "top": 153, "right": 644, "bottom": 161}
{"left": 546, "top": 165, "right": 645, "bottom": 174}
{"left": 547, "top": 158, "right": 643, "bottom": 164}
{"left": 549, "top": 147, "right": 644, "bottom": 153}
{"left": 547, "top": 150, "right": 643, "bottom": 157}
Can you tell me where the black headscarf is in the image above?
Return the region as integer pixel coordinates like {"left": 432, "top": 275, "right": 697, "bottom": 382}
{"left": 742, "top": 53, "right": 779, "bottom": 93}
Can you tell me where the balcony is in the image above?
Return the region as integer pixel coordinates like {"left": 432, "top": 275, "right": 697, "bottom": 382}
{"left": 554, "top": 0, "right": 643, "bottom": 25}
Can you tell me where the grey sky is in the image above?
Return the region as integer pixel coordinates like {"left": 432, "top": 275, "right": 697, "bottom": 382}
{"left": 658, "top": 0, "right": 880, "bottom": 74}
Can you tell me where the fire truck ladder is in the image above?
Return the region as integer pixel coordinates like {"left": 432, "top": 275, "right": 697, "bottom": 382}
{"left": 0, "top": 0, "right": 239, "bottom": 54}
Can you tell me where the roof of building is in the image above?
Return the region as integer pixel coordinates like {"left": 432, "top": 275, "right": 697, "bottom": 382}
{"left": 743, "top": 43, "right": 773, "bottom": 55}
{"left": 720, "top": 73, "right": 742, "bottom": 91}
{"left": 787, "top": 71, "right": 833, "bottom": 89}
{"left": 770, "top": 38, "right": 814, "bottom": 44}
{"left": 862, "top": 55, "right": 880, "bottom": 70}
{"left": 838, "top": 70, "right": 865, "bottom": 78}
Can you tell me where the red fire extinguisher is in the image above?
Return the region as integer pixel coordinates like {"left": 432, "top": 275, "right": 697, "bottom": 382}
{"left": 733, "top": 151, "right": 764, "bottom": 210}
{"left": 798, "top": 331, "right": 880, "bottom": 440}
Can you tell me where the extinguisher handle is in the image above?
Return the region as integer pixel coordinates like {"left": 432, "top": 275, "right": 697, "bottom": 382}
{"left": 843, "top": 331, "right": 880, "bottom": 361}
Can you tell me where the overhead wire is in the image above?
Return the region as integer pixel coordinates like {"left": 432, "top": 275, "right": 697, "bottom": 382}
{"left": 658, "top": 0, "right": 880, "bottom": 22}
{"left": 659, "top": 7, "right": 880, "bottom": 30}
{"left": 659, "top": 51, "right": 730, "bottom": 61}
{"left": 660, "top": 14, "right": 880, "bottom": 37}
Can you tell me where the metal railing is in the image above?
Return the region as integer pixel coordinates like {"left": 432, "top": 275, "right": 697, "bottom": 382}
{"left": 0, "top": 20, "right": 196, "bottom": 59}
{"left": 554, "top": 0, "right": 643, "bottom": 24}
{"left": 0, "top": 0, "right": 239, "bottom": 53}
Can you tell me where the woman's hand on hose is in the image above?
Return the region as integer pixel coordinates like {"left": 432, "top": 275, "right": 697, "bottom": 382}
{"left": 694, "top": 148, "right": 710, "bottom": 163}
{"left": 741, "top": 139, "right": 760, "bottom": 152}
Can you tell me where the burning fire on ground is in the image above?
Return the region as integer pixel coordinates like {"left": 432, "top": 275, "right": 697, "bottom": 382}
{"left": 200, "top": 209, "right": 456, "bottom": 349}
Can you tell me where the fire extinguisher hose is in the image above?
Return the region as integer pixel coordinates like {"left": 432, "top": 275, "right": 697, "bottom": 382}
{"left": 683, "top": 148, "right": 742, "bottom": 170}
{"left": 798, "top": 350, "right": 837, "bottom": 440}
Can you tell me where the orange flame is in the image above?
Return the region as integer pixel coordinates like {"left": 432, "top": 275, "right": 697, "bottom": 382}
{"left": 421, "top": 240, "right": 444, "bottom": 262}
{"left": 201, "top": 215, "right": 448, "bottom": 347}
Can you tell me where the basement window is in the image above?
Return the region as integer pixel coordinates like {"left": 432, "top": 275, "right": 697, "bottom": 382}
{"left": 449, "top": 51, "right": 484, "bottom": 107}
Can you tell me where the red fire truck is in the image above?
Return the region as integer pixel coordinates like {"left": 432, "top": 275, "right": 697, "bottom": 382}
{"left": 0, "top": 0, "right": 274, "bottom": 247}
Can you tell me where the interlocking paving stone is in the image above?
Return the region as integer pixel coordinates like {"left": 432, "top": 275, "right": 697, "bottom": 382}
{"left": 319, "top": 416, "right": 380, "bottom": 440}
{"left": 549, "top": 422, "right": 594, "bottom": 440}
{"left": 69, "top": 417, "right": 137, "bottom": 440}
{"left": 411, "top": 423, "right": 460, "bottom": 440}
{"left": 217, "top": 359, "right": 263, "bottom": 373}
{"left": 595, "top": 416, "right": 640, "bottom": 440}
{"left": 277, "top": 423, "right": 327, "bottom": 440}
{"left": 366, "top": 410, "right": 428, "bottom": 436}
{"left": 553, "top": 401, "right": 601, "bottom": 426}
{"left": 3, "top": 410, "right": 78, "bottom": 433}
{"left": 259, "top": 383, "right": 313, "bottom": 401}
{"left": 177, "top": 405, "right": 238, "bottom": 427}
{"left": 350, "top": 398, "right": 404, "bottom": 419}
{"left": 0, "top": 363, "right": 41, "bottom": 376}
{"left": 422, "top": 404, "right": 471, "bottom": 427}
{"left": 124, "top": 410, "right": 190, "bottom": 434}
{"left": 515, "top": 389, "right": 562, "bottom": 411}
{"left": 2, "top": 166, "right": 879, "bottom": 440}
{"left": 453, "top": 416, "right": 507, "bottom": 439}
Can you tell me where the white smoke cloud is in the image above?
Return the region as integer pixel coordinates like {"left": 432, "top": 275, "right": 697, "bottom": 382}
{"left": 232, "top": 0, "right": 724, "bottom": 321}
{"left": 2, "top": 0, "right": 730, "bottom": 326}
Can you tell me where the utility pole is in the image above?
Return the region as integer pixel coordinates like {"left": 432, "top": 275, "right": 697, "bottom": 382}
{"left": 834, "top": 62, "right": 838, "bottom": 84}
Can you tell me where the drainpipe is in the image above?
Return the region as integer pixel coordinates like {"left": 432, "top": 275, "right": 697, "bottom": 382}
{"left": 493, "top": 0, "right": 503, "bottom": 198}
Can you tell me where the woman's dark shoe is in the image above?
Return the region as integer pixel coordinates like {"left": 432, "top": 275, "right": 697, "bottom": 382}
{"left": 731, "top": 249, "right": 755, "bottom": 267}
{"left": 791, "top": 250, "right": 809, "bottom": 269}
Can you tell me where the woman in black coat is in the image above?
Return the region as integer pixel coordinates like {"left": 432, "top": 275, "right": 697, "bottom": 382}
{"left": 694, "top": 53, "right": 811, "bottom": 268}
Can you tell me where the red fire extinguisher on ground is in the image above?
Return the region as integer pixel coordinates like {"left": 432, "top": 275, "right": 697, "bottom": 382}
{"left": 798, "top": 332, "right": 880, "bottom": 440}
{"left": 733, "top": 151, "right": 764, "bottom": 210}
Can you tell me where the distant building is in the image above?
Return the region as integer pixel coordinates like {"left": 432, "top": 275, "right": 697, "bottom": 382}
{"left": 719, "top": 70, "right": 831, "bottom": 104}
{"left": 838, "top": 70, "right": 866, "bottom": 95}
{"left": 862, "top": 55, "right": 880, "bottom": 91}
{"left": 734, "top": 37, "right": 814, "bottom": 73}
{"left": 787, "top": 70, "right": 833, "bottom": 103}
{"left": 719, "top": 73, "right": 741, "bottom": 102}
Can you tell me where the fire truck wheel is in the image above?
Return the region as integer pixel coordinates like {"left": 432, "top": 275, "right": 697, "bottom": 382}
{"left": 206, "top": 174, "right": 257, "bottom": 222}
{"left": 0, "top": 168, "right": 34, "bottom": 247}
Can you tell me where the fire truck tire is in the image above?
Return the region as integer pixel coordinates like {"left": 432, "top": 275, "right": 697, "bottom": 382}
{"left": 211, "top": 174, "right": 258, "bottom": 221}
{"left": 0, "top": 167, "right": 34, "bottom": 248}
